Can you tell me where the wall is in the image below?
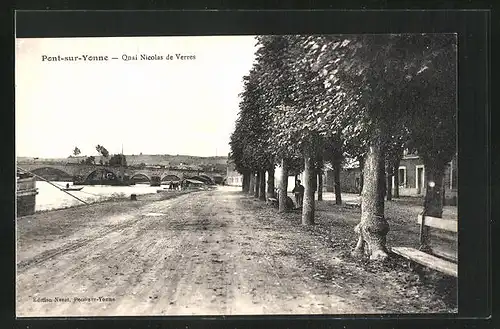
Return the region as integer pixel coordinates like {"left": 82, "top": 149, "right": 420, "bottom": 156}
{"left": 16, "top": 177, "right": 37, "bottom": 217}
{"left": 325, "top": 170, "right": 334, "bottom": 192}
{"left": 399, "top": 156, "right": 424, "bottom": 190}
{"left": 226, "top": 175, "right": 243, "bottom": 186}
{"left": 225, "top": 165, "right": 242, "bottom": 186}
{"left": 444, "top": 156, "right": 458, "bottom": 190}
{"left": 397, "top": 154, "right": 457, "bottom": 198}
{"left": 325, "top": 168, "right": 361, "bottom": 193}
{"left": 225, "top": 159, "right": 241, "bottom": 186}
{"left": 342, "top": 168, "right": 362, "bottom": 193}
{"left": 17, "top": 194, "right": 36, "bottom": 217}
{"left": 322, "top": 153, "right": 457, "bottom": 199}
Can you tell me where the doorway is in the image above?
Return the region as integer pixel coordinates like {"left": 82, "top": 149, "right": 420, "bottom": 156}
{"left": 416, "top": 165, "right": 425, "bottom": 195}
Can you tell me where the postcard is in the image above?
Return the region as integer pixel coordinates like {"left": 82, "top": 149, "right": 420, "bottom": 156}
{"left": 15, "top": 34, "right": 458, "bottom": 317}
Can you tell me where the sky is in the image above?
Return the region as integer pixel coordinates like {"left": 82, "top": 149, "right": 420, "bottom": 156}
{"left": 15, "top": 36, "right": 258, "bottom": 158}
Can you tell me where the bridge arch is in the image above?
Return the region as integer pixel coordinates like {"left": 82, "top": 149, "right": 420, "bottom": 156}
{"left": 161, "top": 174, "right": 181, "bottom": 182}
{"left": 130, "top": 173, "right": 151, "bottom": 182}
{"left": 187, "top": 175, "right": 212, "bottom": 185}
{"left": 84, "top": 168, "right": 119, "bottom": 182}
{"left": 198, "top": 174, "right": 215, "bottom": 184}
{"left": 30, "top": 167, "right": 72, "bottom": 180}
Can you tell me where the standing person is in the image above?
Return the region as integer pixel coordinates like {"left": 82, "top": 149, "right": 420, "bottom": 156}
{"left": 292, "top": 180, "right": 305, "bottom": 209}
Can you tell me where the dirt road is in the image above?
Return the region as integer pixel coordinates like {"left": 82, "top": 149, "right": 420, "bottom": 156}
{"left": 17, "top": 187, "right": 453, "bottom": 317}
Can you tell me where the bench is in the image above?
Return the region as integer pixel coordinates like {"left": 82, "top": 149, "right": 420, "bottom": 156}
{"left": 268, "top": 192, "right": 295, "bottom": 210}
{"left": 345, "top": 201, "right": 361, "bottom": 209}
{"left": 391, "top": 214, "right": 458, "bottom": 277}
{"left": 268, "top": 188, "right": 282, "bottom": 207}
{"left": 267, "top": 197, "right": 279, "bottom": 207}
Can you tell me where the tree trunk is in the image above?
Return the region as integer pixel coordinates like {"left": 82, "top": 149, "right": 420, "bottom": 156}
{"left": 382, "top": 169, "right": 387, "bottom": 199}
{"left": 423, "top": 162, "right": 445, "bottom": 217}
{"left": 267, "top": 167, "right": 275, "bottom": 199}
{"left": 302, "top": 151, "right": 315, "bottom": 225}
{"left": 421, "top": 160, "right": 446, "bottom": 250}
{"left": 393, "top": 161, "right": 400, "bottom": 198}
{"left": 259, "top": 170, "right": 266, "bottom": 201}
{"left": 442, "top": 177, "right": 446, "bottom": 206}
{"left": 333, "top": 161, "right": 342, "bottom": 205}
{"left": 386, "top": 175, "right": 392, "bottom": 200}
{"left": 248, "top": 172, "right": 255, "bottom": 196}
{"left": 279, "top": 159, "right": 289, "bottom": 213}
{"left": 353, "top": 130, "right": 390, "bottom": 260}
{"left": 254, "top": 171, "right": 260, "bottom": 198}
{"left": 242, "top": 171, "right": 250, "bottom": 193}
{"left": 358, "top": 158, "right": 365, "bottom": 196}
{"left": 317, "top": 170, "right": 323, "bottom": 201}
{"left": 386, "top": 162, "right": 393, "bottom": 201}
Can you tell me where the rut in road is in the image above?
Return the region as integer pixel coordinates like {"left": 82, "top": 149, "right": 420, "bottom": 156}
{"left": 17, "top": 216, "right": 142, "bottom": 271}
{"left": 16, "top": 191, "right": 197, "bottom": 272}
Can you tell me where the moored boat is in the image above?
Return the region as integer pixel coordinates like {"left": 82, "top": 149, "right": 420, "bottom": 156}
{"left": 17, "top": 173, "right": 38, "bottom": 217}
{"left": 63, "top": 187, "right": 84, "bottom": 191}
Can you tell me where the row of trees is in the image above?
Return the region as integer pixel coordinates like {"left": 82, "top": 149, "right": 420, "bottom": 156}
{"left": 71, "top": 145, "right": 127, "bottom": 166}
{"left": 230, "top": 34, "right": 457, "bottom": 261}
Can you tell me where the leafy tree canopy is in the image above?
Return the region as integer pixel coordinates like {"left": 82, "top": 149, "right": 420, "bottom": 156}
{"left": 96, "top": 145, "right": 109, "bottom": 158}
{"left": 109, "top": 154, "right": 127, "bottom": 167}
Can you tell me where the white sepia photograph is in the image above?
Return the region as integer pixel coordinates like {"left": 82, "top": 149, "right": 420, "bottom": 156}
{"left": 16, "top": 34, "right": 458, "bottom": 317}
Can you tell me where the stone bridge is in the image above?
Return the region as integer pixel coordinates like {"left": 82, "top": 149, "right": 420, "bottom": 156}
{"left": 17, "top": 162, "right": 224, "bottom": 183}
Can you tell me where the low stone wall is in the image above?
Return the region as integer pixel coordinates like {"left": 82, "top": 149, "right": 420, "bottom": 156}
{"left": 17, "top": 194, "right": 36, "bottom": 217}
{"left": 17, "top": 177, "right": 38, "bottom": 217}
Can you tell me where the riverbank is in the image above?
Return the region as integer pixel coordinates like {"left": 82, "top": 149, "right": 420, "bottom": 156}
{"left": 16, "top": 189, "right": 202, "bottom": 265}
{"left": 30, "top": 181, "right": 165, "bottom": 213}
{"left": 29, "top": 192, "right": 158, "bottom": 216}
{"left": 18, "top": 187, "right": 204, "bottom": 217}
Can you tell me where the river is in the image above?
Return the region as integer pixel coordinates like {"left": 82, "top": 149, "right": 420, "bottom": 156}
{"left": 34, "top": 181, "right": 161, "bottom": 212}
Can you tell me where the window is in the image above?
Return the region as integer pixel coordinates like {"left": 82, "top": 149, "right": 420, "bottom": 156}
{"left": 393, "top": 166, "right": 407, "bottom": 188}
{"left": 415, "top": 165, "right": 425, "bottom": 194}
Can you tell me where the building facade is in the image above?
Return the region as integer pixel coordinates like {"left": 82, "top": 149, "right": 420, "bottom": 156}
{"left": 397, "top": 152, "right": 457, "bottom": 198}
{"left": 325, "top": 152, "right": 458, "bottom": 202}
{"left": 226, "top": 152, "right": 457, "bottom": 204}
{"left": 324, "top": 161, "right": 361, "bottom": 194}
{"left": 225, "top": 159, "right": 243, "bottom": 186}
